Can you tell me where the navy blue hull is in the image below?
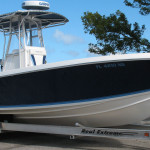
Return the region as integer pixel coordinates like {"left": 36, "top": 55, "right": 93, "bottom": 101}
{"left": 0, "top": 60, "right": 150, "bottom": 107}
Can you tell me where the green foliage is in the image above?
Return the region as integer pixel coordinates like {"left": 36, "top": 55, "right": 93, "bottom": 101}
{"left": 124, "top": 0, "right": 150, "bottom": 15}
{"left": 81, "top": 10, "right": 150, "bottom": 55}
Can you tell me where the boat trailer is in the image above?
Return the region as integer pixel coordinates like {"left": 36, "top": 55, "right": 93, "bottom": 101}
{"left": 0, "top": 122, "right": 150, "bottom": 140}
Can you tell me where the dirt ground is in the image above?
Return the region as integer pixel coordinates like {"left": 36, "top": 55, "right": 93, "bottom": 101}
{"left": 0, "top": 131, "right": 149, "bottom": 150}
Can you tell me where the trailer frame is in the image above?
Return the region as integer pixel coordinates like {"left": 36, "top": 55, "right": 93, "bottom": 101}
{"left": 0, "top": 122, "right": 150, "bottom": 140}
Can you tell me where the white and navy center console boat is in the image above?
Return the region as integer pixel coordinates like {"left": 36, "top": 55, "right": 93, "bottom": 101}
{"left": 0, "top": 1, "right": 150, "bottom": 127}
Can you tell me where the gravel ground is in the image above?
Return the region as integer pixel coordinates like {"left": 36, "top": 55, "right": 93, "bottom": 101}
{"left": 0, "top": 131, "right": 149, "bottom": 150}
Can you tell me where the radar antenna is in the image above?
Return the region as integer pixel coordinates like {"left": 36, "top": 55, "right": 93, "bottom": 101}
{"left": 22, "top": 1, "right": 50, "bottom": 10}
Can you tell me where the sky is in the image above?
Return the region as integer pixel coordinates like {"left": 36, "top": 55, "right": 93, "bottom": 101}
{"left": 0, "top": 0, "right": 150, "bottom": 63}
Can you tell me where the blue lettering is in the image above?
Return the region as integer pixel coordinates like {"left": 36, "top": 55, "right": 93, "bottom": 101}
{"left": 39, "top": 2, "right": 49, "bottom": 7}
{"left": 96, "top": 65, "right": 102, "bottom": 69}
{"left": 118, "top": 63, "right": 126, "bottom": 67}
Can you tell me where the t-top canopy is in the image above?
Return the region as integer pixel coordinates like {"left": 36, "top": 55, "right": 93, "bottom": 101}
{"left": 0, "top": 10, "right": 69, "bottom": 32}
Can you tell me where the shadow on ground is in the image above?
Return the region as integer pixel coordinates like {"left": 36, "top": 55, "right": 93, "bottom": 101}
{"left": 0, "top": 132, "right": 149, "bottom": 150}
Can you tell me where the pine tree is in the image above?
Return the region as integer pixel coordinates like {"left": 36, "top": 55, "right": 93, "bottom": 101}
{"left": 81, "top": 10, "right": 150, "bottom": 55}
{"left": 124, "top": 0, "right": 150, "bottom": 15}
